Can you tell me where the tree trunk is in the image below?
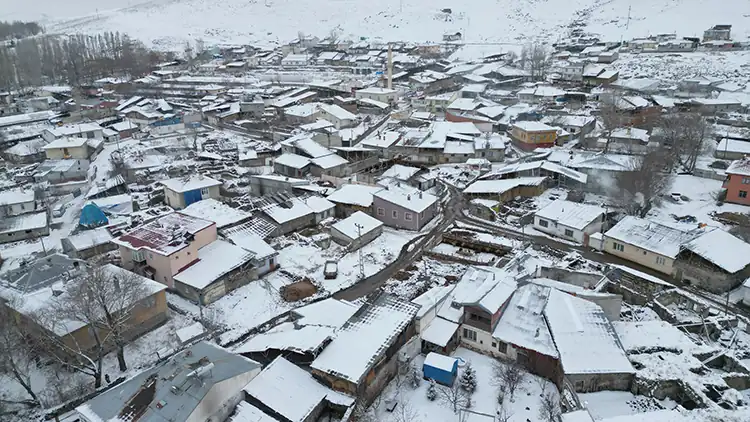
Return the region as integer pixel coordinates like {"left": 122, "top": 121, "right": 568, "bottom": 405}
{"left": 10, "top": 365, "right": 39, "bottom": 405}
{"left": 117, "top": 346, "right": 127, "bottom": 372}
{"left": 94, "top": 357, "right": 103, "bottom": 389}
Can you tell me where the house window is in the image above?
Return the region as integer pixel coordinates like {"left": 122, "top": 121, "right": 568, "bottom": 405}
{"left": 141, "top": 295, "right": 156, "bottom": 309}
{"left": 200, "top": 187, "right": 210, "bottom": 196}
{"left": 656, "top": 256, "right": 666, "bottom": 265}
{"left": 538, "top": 219, "right": 549, "bottom": 228}
{"left": 564, "top": 229, "right": 574, "bottom": 237}
{"left": 612, "top": 242, "right": 624, "bottom": 252}
{"left": 743, "top": 177, "right": 750, "bottom": 184}
{"left": 463, "top": 328, "right": 477, "bottom": 342}
{"left": 377, "top": 207, "right": 385, "bottom": 216}
{"left": 740, "top": 190, "right": 748, "bottom": 198}
{"left": 392, "top": 210, "right": 398, "bottom": 219}
{"left": 405, "top": 212, "right": 413, "bottom": 221}
{"left": 497, "top": 341, "right": 508, "bottom": 354}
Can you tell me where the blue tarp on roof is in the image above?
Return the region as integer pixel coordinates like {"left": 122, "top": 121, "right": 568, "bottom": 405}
{"left": 79, "top": 203, "right": 108, "bottom": 228}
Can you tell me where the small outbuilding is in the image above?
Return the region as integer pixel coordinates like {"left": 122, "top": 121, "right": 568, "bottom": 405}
{"left": 422, "top": 352, "right": 458, "bottom": 386}
{"left": 330, "top": 211, "right": 384, "bottom": 250}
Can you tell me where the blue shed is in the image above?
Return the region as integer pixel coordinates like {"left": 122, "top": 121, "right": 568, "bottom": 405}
{"left": 79, "top": 203, "right": 108, "bottom": 228}
{"left": 423, "top": 352, "right": 458, "bottom": 386}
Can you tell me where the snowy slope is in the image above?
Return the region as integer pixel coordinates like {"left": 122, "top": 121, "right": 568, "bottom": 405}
{"left": 0, "top": 0, "right": 747, "bottom": 51}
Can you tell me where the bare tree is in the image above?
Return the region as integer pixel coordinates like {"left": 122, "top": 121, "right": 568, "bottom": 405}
{"left": 495, "top": 403, "right": 514, "bottom": 422}
{"left": 81, "top": 266, "right": 149, "bottom": 372}
{"left": 0, "top": 299, "right": 41, "bottom": 405}
{"left": 393, "top": 402, "right": 420, "bottom": 422}
{"left": 614, "top": 148, "right": 675, "bottom": 218}
{"left": 439, "top": 381, "right": 469, "bottom": 414}
{"left": 491, "top": 360, "right": 525, "bottom": 401}
{"left": 520, "top": 42, "right": 552, "bottom": 81}
{"left": 657, "top": 113, "right": 708, "bottom": 173}
{"left": 538, "top": 390, "right": 561, "bottom": 422}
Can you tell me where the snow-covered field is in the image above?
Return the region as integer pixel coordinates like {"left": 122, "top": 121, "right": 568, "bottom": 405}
{"left": 1, "top": 0, "right": 747, "bottom": 51}
{"left": 579, "top": 391, "right": 678, "bottom": 420}
{"left": 613, "top": 51, "right": 750, "bottom": 84}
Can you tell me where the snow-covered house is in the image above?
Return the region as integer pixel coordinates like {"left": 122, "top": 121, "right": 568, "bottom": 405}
{"left": 243, "top": 356, "right": 354, "bottom": 422}
{"left": 75, "top": 342, "right": 261, "bottom": 422}
{"left": 533, "top": 200, "right": 605, "bottom": 245}
{"left": 172, "top": 239, "right": 256, "bottom": 304}
{"left": 603, "top": 216, "right": 703, "bottom": 276}
{"left": 354, "top": 87, "right": 398, "bottom": 104}
{"left": 326, "top": 184, "right": 384, "bottom": 218}
{"left": 317, "top": 104, "right": 357, "bottom": 129}
{"left": 41, "top": 123, "right": 103, "bottom": 143}
{"left": 372, "top": 186, "right": 438, "bottom": 231}
{"left": 674, "top": 228, "right": 750, "bottom": 293}
{"left": 113, "top": 212, "right": 217, "bottom": 288}
{"left": 0, "top": 188, "right": 36, "bottom": 217}
{"left": 1, "top": 138, "right": 47, "bottom": 163}
{"left": 0, "top": 211, "right": 49, "bottom": 244}
{"left": 1, "top": 260, "right": 167, "bottom": 359}
{"left": 330, "top": 211, "right": 383, "bottom": 250}
{"left": 274, "top": 153, "right": 312, "bottom": 178}
{"left": 61, "top": 227, "right": 115, "bottom": 259}
{"left": 260, "top": 195, "right": 334, "bottom": 236}
{"left": 310, "top": 292, "right": 419, "bottom": 397}
{"left": 161, "top": 175, "right": 222, "bottom": 209}
{"left": 42, "top": 136, "right": 102, "bottom": 161}
{"left": 544, "top": 288, "right": 634, "bottom": 392}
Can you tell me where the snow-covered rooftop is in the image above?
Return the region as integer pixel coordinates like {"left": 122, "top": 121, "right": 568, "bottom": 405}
{"left": 423, "top": 352, "right": 457, "bottom": 371}
{"left": 311, "top": 153, "right": 348, "bottom": 169}
{"left": 513, "top": 121, "right": 556, "bottom": 132}
{"left": 412, "top": 285, "right": 455, "bottom": 319}
{"left": 463, "top": 177, "right": 547, "bottom": 194}
{"left": 726, "top": 157, "right": 750, "bottom": 177}
{"left": 535, "top": 199, "right": 605, "bottom": 230}
{"left": 292, "top": 298, "right": 361, "bottom": 329}
{"left": 318, "top": 103, "right": 356, "bottom": 121}
{"left": 381, "top": 164, "right": 421, "bottom": 181}
{"left": 311, "top": 293, "right": 419, "bottom": 384}
{"left": 245, "top": 357, "right": 354, "bottom": 422}
{"left": 422, "top": 317, "right": 460, "bottom": 348}
{"left": 604, "top": 216, "right": 702, "bottom": 259}
{"left": 331, "top": 211, "right": 383, "bottom": 241}
{"left": 182, "top": 198, "right": 251, "bottom": 229}
{"left": 234, "top": 324, "right": 334, "bottom": 355}
{"left": 327, "top": 184, "right": 384, "bottom": 207}
{"left": 682, "top": 228, "right": 750, "bottom": 274}
{"left": 373, "top": 187, "right": 437, "bottom": 213}
{"left": 42, "top": 136, "right": 89, "bottom": 150}
{"left": 275, "top": 153, "right": 312, "bottom": 169}
{"left": 161, "top": 175, "right": 221, "bottom": 193}
{"left": 45, "top": 123, "right": 102, "bottom": 137}
{"left": 612, "top": 320, "right": 715, "bottom": 355}
{"left": 113, "top": 212, "right": 214, "bottom": 255}
{"left": 0, "top": 188, "right": 34, "bottom": 206}
{"left": 173, "top": 240, "right": 253, "bottom": 289}
{"left": 64, "top": 227, "right": 113, "bottom": 251}
{"left": 230, "top": 401, "right": 277, "bottom": 422}
{"left": 493, "top": 283, "right": 558, "bottom": 358}
{"left": 611, "top": 127, "right": 650, "bottom": 143}
{"left": 0, "top": 211, "right": 47, "bottom": 235}
{"left": 544, "top": 289, "right": 633, "bottom": 375}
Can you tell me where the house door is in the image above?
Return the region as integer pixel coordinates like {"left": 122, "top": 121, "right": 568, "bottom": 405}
{"left": 184, "top": 189, "right": 202, "bottom": 206}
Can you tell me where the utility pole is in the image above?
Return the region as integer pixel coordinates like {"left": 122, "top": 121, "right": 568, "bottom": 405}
{"left": 355, "top": 223, "right": 365, "bottom": 280}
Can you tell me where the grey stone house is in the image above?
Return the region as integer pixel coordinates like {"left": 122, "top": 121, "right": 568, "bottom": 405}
{"left": 674, "top": 229, "right": 750, "bottom": 293}
{"left": 372, "top": 187, "right": 438, "bottom": 231}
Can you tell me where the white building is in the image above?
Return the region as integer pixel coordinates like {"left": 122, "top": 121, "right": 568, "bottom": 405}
{"left": 330, "top": 211, "right": 384, "bottom": 250}
{"left": 0, "top": 189, "right": 36, "bottom": 217}
{"left": 42, "top": 123, "right": 103, "bottom": 142}
{"left": 355, "top": 87, "right": 398, "bottom": 104}
{"left": 533, "top": 199, "right": 606, "bottom": 245}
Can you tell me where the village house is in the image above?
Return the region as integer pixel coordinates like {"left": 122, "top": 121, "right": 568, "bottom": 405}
{"left": 330, "top": 211, "right": 384, "bottom": 250}
{"left": 326, "top": 184, "right": 384, "bottom": 218}
{"left": 42, "top": 135, "right": 103, "bottom": 162}
{"left": 76, "top": 342, "right": 261, "bottom": 422}
{"left": 260, "top": 195, "right": 335, "bottom": 236}
{"left": 42, "top": 123, "right": 103, "bottom": 142}
{"left": 161, "top": 175, "right": 222, "bottom": 209}
{"left": 714, "top": 138, "right": 750, "bottom": 160}
{"left": 722, "top": 158, "right": 750, "bottom": 206}
{"left": 533, "top": 200, "right": 606, "bottom": 245}
{"left": 541, "top": 115, "right": 597, "bottom": 140}
{"left": 317, "top": 104, "right": 357, "bottom": 129}
{"left": 603, "top": 216, "right": 702, "bottom": 276}
{"left": 463, "top": 177, "right": 547, "bottom": 204}
{"left": 1, "top": 138, "right": 47, "bottom": 164}
{"left": 544, "top": 288, "right": 634, "bottom": 392}
{"left": 682, "top": 98, "right": 742, "bottom": 114}
{"left": 310, "top": 292, "right": 419, "bottom": 399}
{"left": 284, "top": 103, "right": 322, "bottom": 125}
{"left": 509, "top": 121, "right": 558, "bottom": 150}
{"left": 517, "top": 86, "right": 566, "bottom": 104}
{"left": 703, "top": 24, "right": 732, "bottom": 42}
{"left": 181, "top": 198, "right": 252, "bottom": 230}
{"left": 582, "top": 64, "right": 619, "bottom": 86}
{"left": 113, "top": 212, "right": 217, "bottom": 288}
{"left": 674, "top": 228, "right": 750, "bottom": 293}
{"left": 0, "top": 258, "right": 168, "bottom": 360}
{"left": 355, "top": 87, "right": 398, "bottom": 104}
{"left": 274, "top": 153, "right": 312, "bottom": 178}
{"left": 61, "top": 227, "right": 116, "bottom": 259}
{"left": 33, "top": 159, "right": 89, "bottom": 184}
{"left": 243, "top": 356, "right": 354, "bottom": 422}
{"left": 0, "top": 211, "right": 49, "bottom": 244}
{"left": 0, "top": 188, "right": 36, "bottom": 217}
{"left": 372, "top": 186, "right": 438, "bottom": 231}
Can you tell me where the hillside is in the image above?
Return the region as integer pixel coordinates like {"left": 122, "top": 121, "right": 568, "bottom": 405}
{"left": 0, "top": 0, "right": 748, "bottom": 50}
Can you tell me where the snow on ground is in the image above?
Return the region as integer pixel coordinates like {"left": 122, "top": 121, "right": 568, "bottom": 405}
{"left": 579, "top": 391, "right": 678, "bottom": 420}
{"left": 3, "top": 0, "right": 747, "bottom": 51}
{"left": 176, "top": 228, "right": 418, "bottom": 343}
{"left": 383, "top": 257, "right": 466, "bottom": 300}
{"left": 368, "top": 347, "right": 559, "bottom": 422}
{"left": 644, "top": 174, "right": 749, "bottom": 230}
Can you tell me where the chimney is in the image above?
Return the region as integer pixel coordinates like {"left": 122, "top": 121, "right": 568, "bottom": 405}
{"left": 407, "top": 194, "right": 411, "bottom": 201}
{"left": 419, "top": 191, "right": 423, "bottom": 199}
